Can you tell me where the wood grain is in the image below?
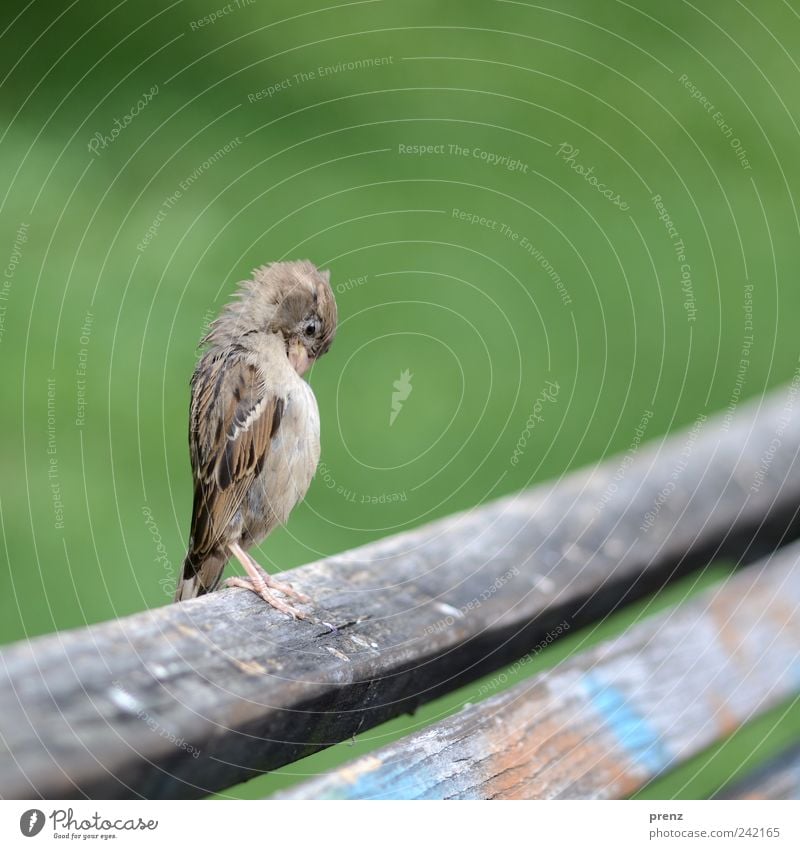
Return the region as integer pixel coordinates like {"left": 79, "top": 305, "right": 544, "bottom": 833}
{"left": 281, "top": 540, "right": 800, "bottom": 799}
{"left": 1, "top": 387, "right": 800, "bottom": 798}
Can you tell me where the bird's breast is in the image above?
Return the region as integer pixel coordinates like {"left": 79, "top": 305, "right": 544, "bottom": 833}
{"left": 254, "top": 378, "right": 320, "bottom": 526}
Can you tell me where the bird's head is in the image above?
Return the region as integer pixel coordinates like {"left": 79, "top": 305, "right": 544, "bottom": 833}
{"left": 204, "top": 260, "right": 338, "bottom": 375}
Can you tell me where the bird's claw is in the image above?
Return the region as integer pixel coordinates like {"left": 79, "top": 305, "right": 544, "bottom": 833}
{"left": 224, "top": 576, "right": 311, "bottom": 621}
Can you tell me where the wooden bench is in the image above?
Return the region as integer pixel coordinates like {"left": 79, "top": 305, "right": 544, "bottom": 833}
{"left": 2, "top": 386, "right": 800, "bottom": 799}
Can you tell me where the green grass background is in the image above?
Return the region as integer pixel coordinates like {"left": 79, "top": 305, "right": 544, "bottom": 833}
{"left": 1, "top": 0, "right": 799, "bottom": 798}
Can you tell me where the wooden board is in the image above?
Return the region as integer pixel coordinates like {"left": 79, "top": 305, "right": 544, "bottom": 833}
{"left": 281, "top": 541, "right": 800, "bottom": 799}
{"left": 716, "top": 747, "right": 800, "bottom": 800}
{"left": 1, "top": 387, "right": 800, "bottom": 798}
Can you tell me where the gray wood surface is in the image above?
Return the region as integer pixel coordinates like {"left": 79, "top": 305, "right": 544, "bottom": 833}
{"left": 1, "top": 387, "right": 800, "bottom": 798}
{"left": 280, "top": 540, "right": 800, "bottom": 799}
{"left": 716, "top": 747, "right": 800, "bottom": 800}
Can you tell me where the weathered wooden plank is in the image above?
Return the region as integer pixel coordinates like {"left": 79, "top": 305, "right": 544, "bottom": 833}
{"left": 715, "top": 747, "right": 800, "bottom": 800}
{"left": 280, "top": 540, "right": 800, "bottom": 800}
{"left": 1, "top": 386, "right": 800, "bottom": 799}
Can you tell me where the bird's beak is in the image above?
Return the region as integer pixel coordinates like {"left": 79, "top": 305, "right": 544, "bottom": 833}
{"left": 287, "top": 337, "right": 311, "bottom": 375}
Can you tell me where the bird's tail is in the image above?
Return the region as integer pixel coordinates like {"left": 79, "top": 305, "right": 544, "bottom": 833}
{"left": 174, "top": 551, "right": 227, "bottom": 602}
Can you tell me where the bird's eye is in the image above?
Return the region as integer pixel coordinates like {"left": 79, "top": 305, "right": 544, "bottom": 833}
{"left": 304, "top": 321, "right": 317, "bottom": 336}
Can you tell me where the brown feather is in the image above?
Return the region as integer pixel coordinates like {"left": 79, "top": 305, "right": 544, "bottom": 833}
{"left": 175, "top": 259, "right": 337, "bottom": 603}
{"left": 177, "top": 350, "right": 283, "bottom": 597}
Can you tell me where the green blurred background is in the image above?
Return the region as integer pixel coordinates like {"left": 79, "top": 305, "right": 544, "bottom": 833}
{"left": 2, "top": 0, "right": 799, "bottom": 798}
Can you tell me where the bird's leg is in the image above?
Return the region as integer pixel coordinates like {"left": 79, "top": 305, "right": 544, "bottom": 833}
{"left": 225, "top": 541, "right": 311, "bottom": 619}
{"left": 240, "top": 545, "right": 312, "bottom": 604}
{"left": 225, "top": 567, "right": 309, "bottom": 620}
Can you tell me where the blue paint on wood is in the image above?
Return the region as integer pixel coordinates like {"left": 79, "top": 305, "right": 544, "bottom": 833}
{"left": 582, "top": 672, "right": 670, "bottom": 774}
{"left": 311, "top": 756, "right": 480, "bottom": 800}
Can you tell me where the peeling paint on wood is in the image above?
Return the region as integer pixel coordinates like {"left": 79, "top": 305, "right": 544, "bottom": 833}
{"left": 1, "top": 389, "right": 800, "bottom": 798}
{"left": 281, "top": 543, "right": 800, "bottom": 799}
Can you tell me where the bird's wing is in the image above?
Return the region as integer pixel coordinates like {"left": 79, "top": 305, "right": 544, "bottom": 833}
{"left": 187, "top": 349, "right": 284, "bottom": 563}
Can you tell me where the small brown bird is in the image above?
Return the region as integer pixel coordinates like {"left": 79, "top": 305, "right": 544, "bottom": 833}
{"left": 174, "top": 260, "right": 337, "bottom": 619}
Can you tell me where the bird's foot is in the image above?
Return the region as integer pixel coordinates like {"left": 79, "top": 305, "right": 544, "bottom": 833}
{"left": 227, "top": 541, "right": 313, "bottom": 620}
{"left": 224, "top": 576, "right": 310, "bottom": 621}
{"left": 251, "top": 565, "right": 312, "bottom": 604}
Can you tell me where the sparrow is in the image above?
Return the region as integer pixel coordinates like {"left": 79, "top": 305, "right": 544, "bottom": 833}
{"left": 174, "top": 260, "right": 337, "bottom": 620}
